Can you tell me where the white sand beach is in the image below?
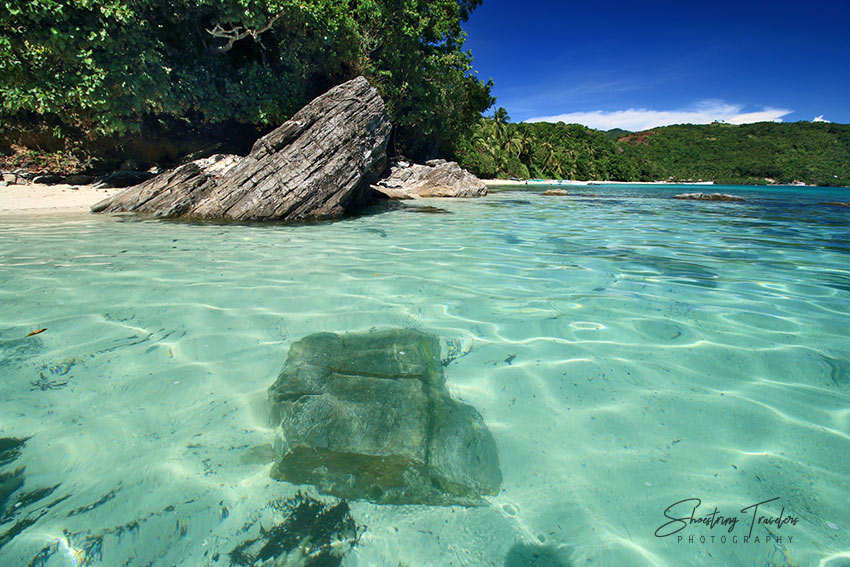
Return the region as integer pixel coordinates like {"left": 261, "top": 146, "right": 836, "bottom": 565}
{"left": 0, "top": 183, "right": 123, "bottom": 215}
{"left": 481, "top": 178, "right": 532, "bottom": 186}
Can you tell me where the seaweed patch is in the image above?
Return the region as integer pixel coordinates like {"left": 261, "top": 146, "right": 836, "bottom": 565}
{"left": 229, "top": 492, "right": 363, "bottom": 567}
{"left": 0, "top": 437, "right": 28, "bottom": 468}
{"left": 0, "top": 436, "right": 64, "bottom": 553}
{"left": 67, "top": 487, "right": 120, "bottom": 517}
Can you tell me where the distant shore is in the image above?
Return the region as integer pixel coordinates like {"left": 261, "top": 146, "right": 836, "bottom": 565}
{"left": 482, "top": 179, "right": 716, "bottom": 187}
{"left": 0, "top": 183, "right": 122, "bottom": 215}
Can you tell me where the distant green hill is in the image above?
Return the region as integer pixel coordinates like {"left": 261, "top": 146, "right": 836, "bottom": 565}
{"left": 456, "top": 116, "right": 850, "bottom": 187}
{"left": 618, "top": 122, "right": 850, "bottom": 186}
{"left": 604, "top": 128, "right": 631, "bottom": 141}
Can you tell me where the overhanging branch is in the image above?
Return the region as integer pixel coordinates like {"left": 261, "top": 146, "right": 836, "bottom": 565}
{"left": 206, "top": 13, "right": 282, "bottom": 53}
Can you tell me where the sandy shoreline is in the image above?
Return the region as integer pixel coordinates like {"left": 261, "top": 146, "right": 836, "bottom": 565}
{"left": 0, "top": 177, "right": 762, "bottom": 215}
{"left": 0, "top": 183, "right": 123, "bottom": 215}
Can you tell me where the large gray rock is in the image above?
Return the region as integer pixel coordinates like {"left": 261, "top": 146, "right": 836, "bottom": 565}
{"left": 372, "top": 159, "right": 487, "bottom": 199}
{"left": 268, "top": 329, "right": 502, "bottom": 506}
{"left": 92, "top": 77, "right": 392, "bottom": 221}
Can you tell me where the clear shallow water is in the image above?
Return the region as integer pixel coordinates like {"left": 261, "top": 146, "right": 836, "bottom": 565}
{"left": 1, "top": 184, "right": 849, "bottom": 567}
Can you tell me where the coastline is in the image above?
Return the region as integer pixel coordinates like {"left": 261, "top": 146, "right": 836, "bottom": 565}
{"left": 482, "top": 178, "right": 717, "bottom": 187}
{"left": 0, "top": 183, "right": 122, "bottom": 215}
{"left": 2, "top": 178, "right": 838, "bottom": 217}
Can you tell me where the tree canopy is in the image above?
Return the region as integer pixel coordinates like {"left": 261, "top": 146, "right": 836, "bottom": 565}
{"left": 0, "top": 0, "right": 493, "bottom": 161}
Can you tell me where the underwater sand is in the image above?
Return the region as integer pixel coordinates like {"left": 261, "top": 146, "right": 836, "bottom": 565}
{"left": 1, "top": 184, "right": 849, "bottom": 566}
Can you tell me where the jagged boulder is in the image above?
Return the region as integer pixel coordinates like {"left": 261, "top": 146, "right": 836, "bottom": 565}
{"left": 674, "top": 192, "right": 744, "bottom": 202}
{"left": 268, "top": 329, "right": 502, "bottom": 506}
{"left": 372, "top": 159, "right": 487, "bottom": 199}
{"left": 92, "top": 77, "right": 392, "bottom": 221}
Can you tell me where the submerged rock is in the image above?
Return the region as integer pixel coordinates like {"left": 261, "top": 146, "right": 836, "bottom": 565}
{"left": 372, "top": 159, "right": 487, "bottom": 199}
{"left": 403, "top": 205, "right": 452, "bottom": 214}
{"left": 674, "top": 192, "right": 744, "bottom": 202}
{"left": 268, "top": 329, "right": 502, "bottom": 506}
{"left": 92, "top": 77, "right": 392, "bottom": 221}
{"left": 817, "top": 201, "right": 850, "bottom": 207}
{"left": 542, "top": 189, "right": 570, "bottom": 196}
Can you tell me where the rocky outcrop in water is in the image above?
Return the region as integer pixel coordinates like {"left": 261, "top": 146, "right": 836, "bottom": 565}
{"left": 674, "top": 192, "right": 744, "bottom": 202}
{"left": 92, "top": 77, "right": 392, "bottom": 221}
{"left": 372, "top": 159, "right": 487, "bottom": 199}
{"left": 543, "top": 189, "right": 570, "bottom": 196}
{"left": 268, "top": 329, "right": 502, "bottom": 506}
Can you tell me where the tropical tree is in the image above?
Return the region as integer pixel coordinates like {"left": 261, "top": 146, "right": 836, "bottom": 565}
{"left": 0, "top": 0, "right": 493, "bottom": 162}
{"left": 491, "top": 107, "right": 511, "bottom": 142}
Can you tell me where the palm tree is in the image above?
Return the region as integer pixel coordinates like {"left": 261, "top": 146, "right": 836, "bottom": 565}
{"left": 470, "top": 121, "right": 495, "bottom": 156}
{"left": 552, "top": 159, "right": 565, "bottom": 179}
{"left": 541, "top": 142, "right": 556, "bottom": 175}
{"left": 504, "top": 130, "right": 525, "bottom": 158}
{"left": 561, "top": 148, "right": 577, "bottom": 179}
{"left": 492, "top": 107, "right": 510, "bottom": 142}
{"left": 518, "top": 131, "right": 533, "bottom": 159}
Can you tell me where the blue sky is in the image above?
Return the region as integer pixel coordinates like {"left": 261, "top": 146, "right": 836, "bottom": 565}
{"left": 462, "top": 0, "right": 850, "bottom": 130}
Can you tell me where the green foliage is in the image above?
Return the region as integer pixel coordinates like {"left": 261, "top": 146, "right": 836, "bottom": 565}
{"left": 1, "top": 0, "right": 349, "bottom": 135}
{"left": 457, "top": 116, "right": 850, "bottom": 187}
{"left": 349, "top": 0, "right": 493, "bottom": 158}
{"left": 0, "top": 0, "right": 491, "bottom": 160}
{"left": 619, "top": 122, "right": 850, "bottom": 186}
{"left": 456, "top": 114, "right": 627, "bottom": 181}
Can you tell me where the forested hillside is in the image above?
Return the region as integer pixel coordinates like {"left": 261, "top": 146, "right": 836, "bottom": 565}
{"left": 618, "top": 122, "right": 850, "bottom": 186}
{"left": 456, "top": 113, "right": 850, "bottom": 187}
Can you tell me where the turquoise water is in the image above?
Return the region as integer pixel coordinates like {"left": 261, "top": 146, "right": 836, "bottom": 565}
{"left": 1, "top": 184, "right": 849, "bottom": 567}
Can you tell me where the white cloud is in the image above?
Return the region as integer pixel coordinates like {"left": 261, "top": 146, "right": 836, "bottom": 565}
{"left": 525, "top": 101, "right": 793, "bottom": 131}
{"left": 813, "top": 115, "right": 830, "bottom": 123}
